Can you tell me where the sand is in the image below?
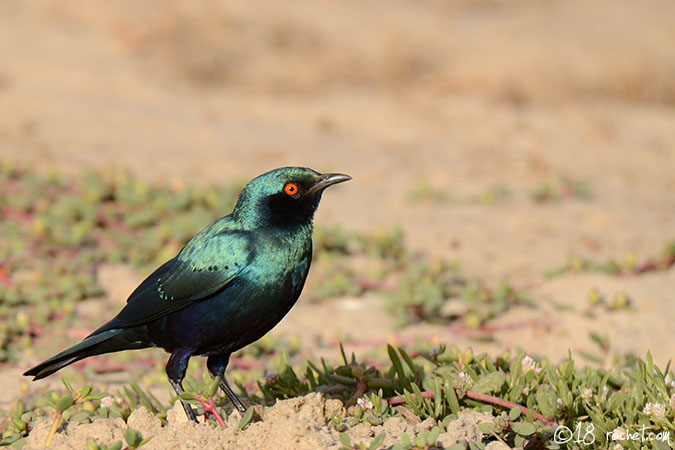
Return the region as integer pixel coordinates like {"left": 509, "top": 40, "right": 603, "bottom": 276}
{"left": 24, "top": 394, "right": 495, "bottom": 449}
{"left": 1, "top": 0, "right": 674, "bottom": 447}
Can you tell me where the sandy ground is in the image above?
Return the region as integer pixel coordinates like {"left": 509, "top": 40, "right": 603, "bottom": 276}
{"left": 0, "top": 0, "right": 674, "bottom": 447}
{"left": 25, "top": 394, "right": 503, "bottom": 450}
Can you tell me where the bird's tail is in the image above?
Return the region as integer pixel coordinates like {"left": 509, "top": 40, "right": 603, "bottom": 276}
{"left": 23, "top": 328, "right": 148, "bottom": 380}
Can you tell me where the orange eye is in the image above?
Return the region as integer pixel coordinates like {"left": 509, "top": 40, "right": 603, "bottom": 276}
{"left": 284, "top": 183, "right": 299, "bottom": 196}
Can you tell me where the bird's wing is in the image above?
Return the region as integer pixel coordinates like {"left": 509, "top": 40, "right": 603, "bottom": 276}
{"left": 99, "top": 230, "right": 252, "bottom": 330}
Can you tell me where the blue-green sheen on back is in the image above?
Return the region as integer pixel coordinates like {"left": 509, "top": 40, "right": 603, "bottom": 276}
{"left": 24, "top": 165, "right": 350, "bottom": 418}
{"left": 92, "top": 167, "right": 323, "bottom": 336}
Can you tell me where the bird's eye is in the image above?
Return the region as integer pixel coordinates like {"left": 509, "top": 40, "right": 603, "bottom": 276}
{"left": 284, "top": 183, "right": 299, "bottom": 196}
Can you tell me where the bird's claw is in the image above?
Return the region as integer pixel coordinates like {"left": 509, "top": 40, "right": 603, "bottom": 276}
{"left": 180, "top": 399, "right": 199, "bottom": 423}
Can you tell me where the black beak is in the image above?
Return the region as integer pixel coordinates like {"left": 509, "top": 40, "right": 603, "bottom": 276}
{"left": 309, "top": 173, "right": 352, "bottom": 195}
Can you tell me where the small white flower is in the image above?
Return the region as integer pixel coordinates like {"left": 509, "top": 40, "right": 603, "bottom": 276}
{"left": 582, "top": 388, "right": 593, "bottom": 399}
{"left": 556, "top": 398, "right": 565, "bottom": 411}
{"left": 522, "top": 386, "right": 530, "bottom": 396}
{"left": 612, "top": 444, "right": 623, "bottom": 450}
{"left": 521, "top": 355, "right": 537, "bottom": 373}
{"left": 610, "top": 427, "right": 626, "bottom": 440}
{"left": 601, "top": 385, "right": 609, "bottom": 400}
{"left": 458, "top": 372, "right": 473, "bottom": 387}
{"left": 100, "top": 396, "right": 115, "bottom": 408}
{"left": 665, "top": 373, "right": 673, "bottom": 386}
{"left": 643, "top": 402, "right": 666, "bottom": 421}
{"left": 357, "top": 397, "right": 373, "bottom": 411}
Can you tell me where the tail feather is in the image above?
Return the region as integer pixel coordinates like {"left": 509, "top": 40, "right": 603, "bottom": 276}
{"left": 24, "top": 329, "right": 149, "bottom": 380}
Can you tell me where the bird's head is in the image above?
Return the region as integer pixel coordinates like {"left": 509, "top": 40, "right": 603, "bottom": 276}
{"left": 233, "top": 167, "right": 351, "bottom": 229}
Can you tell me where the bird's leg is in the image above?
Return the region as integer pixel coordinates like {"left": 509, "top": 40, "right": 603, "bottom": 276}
{"left": 169, "top": 379, "right": 198, "bottom": 423}
{"left": 217, "top": 376, "right": 247, "bottom": 414}
{"left": 166, "top": 348, "right": 198, "bottom": 423}
{"left": 207, "top": 354, "right": 248, "bottom": 414}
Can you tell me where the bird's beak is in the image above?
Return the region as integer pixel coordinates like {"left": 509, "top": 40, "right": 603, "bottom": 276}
{"left": 309, "top": 173, "right": 352, "bottom": 194}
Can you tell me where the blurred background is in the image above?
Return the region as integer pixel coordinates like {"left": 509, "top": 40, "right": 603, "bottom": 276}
{"left": 0, "top": 0, "right": 674, "bottom": 401}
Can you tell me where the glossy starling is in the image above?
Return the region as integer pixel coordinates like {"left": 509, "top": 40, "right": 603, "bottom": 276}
{"left": 24, "top": 167, "right": 351, "bottom": 422}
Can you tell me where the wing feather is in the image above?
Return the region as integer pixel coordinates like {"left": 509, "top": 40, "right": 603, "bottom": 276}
{"left": 97, "top": 229, "right": 251, "bottom": 331}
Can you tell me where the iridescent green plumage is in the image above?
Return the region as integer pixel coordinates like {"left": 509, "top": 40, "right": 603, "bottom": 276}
{"left": 24, "top": 167, "right": 351, "bottom": 421}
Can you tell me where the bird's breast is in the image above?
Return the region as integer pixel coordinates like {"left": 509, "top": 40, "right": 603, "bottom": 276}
{"left": 246, "top": 232, "right": 312, "bottom": 293}
{"left": 149, "top": 230, "right": 313, "bottom": 355}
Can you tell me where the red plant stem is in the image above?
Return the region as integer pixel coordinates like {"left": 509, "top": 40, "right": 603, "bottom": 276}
{"left": 345, "top": 381, "right": 369, "bottom": 407}
{"left": 386, "top": 389, "right": 555, "bottom": 425}
{"left": 210, "top": 398, "right": 226, "bottom": 427}
{"left": 386, "top": 391, "right": 435, "bottom": 405}
{"left": 45, "top": 410, "right": 62, "bottom": 447}
{"left": 465, "top": 391, "right": 554, "bottom": 425}
{"left": 196, "top": 397, "right": 225, "bottom": 427}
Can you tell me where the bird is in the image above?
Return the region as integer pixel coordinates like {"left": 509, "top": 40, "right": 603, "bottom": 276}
{"left": 24, "top": 167, "right": 351, "bottom": 422}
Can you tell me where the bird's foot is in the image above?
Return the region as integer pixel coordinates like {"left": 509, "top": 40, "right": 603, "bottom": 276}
{"left": 217, "top": 376, "right": 248, "bottom": 414}
{"left": 169, "top": 379, "right": 199, "bottom": 423}
{"left": 179, "top": 399, "right": 199, "bottom": 423}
